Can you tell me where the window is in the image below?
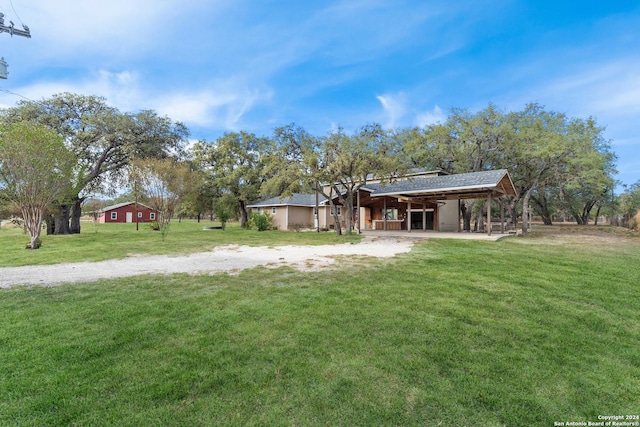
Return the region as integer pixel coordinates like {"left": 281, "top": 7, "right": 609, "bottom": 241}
{"left": 137, "top": 212, "right": 143, "bottom": 218}
{"left": 382, "top": 208, "right": 398, "bottom": 220}
{"left": 331, "top": 206, "right": 342, "bottom": 216}
{"left": 272, "top": 207, "right": 277, "bottom": 214}
{"left": 257, "top": 208, "right": 263, "bottom": 214}
{"left": 110, "top": 212, "right": 117, "bottom": 220}
{"left": 150, "top": 212, "right": 156, "bottom": 220}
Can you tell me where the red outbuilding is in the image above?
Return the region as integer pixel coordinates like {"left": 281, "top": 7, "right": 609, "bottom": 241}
{"left": 95, "top": 202, "right": 159, "bottom": 224}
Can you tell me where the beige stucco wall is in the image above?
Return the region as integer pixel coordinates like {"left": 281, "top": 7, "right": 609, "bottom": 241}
{"left": 438, "top": 200, "right": 459, "bottom": 231}
{"left": 287, "top": 206, "right": 315, "bottom": 230}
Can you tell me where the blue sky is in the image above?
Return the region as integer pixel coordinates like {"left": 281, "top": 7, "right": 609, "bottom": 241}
{"left": 1, "top": 1, "right": 639, "bottom": 190}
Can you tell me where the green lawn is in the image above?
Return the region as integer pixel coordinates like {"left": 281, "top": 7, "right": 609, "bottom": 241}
{"left": 0, "top": 226, "right": 639, "bottom": 426}
{"left": 0, "top": 221, "right": 361, "bottom": 267}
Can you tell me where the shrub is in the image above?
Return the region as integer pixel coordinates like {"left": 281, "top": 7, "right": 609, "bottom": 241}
{"left": 248, "top": 211, "right": 272, "bottom": 231}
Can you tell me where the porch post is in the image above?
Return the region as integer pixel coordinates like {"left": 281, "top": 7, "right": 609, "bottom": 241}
{"left": 457, "top": 199, "right": 461, "bottom": 232}
{"left": 383, "top": 197, "right": 387, "bottom": 231}
{"left": 500, "top": 198, "right": 505, "bottom": 234}
{"left": 487, "top": 191, "right": 492, "bottom": 236}
{"left": 357, "top": 190, "right": 361, "bottom": 234}
{"left": 315, "top": 181, "right": 319, "bottom": 232}
{"left": 407, "top": 200, "right": 412, "bottom": 232}
{"left": 422, "top": 201, "right": 426, "bottom": 231}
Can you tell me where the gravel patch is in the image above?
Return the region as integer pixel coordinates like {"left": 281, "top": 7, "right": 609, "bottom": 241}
{"left": 0, "top": 236, "right": 416, "bottom": 289}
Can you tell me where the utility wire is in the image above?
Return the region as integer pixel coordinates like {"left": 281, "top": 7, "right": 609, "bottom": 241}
{"left": 9, "top": 0, "right": 24, "bottom": 26}
{"left": 0, "top": 86, "right": 45, "bottom": 105}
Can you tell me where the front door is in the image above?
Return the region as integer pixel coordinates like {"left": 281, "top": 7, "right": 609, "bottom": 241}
{"left": 126, "top": 212, "right": 133, "bottom": 223}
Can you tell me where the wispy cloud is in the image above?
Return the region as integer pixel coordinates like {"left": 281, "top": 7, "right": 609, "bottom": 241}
{"left": 417, "top": 105, "right": 446, "bottom": 127}
{"left": 376, "top": 93, "right": 407, "bottom": 129}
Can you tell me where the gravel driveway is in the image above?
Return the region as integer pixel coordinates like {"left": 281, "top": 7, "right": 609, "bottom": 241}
{"left": 0, "top": 236, "right": 416, "bottom": 289}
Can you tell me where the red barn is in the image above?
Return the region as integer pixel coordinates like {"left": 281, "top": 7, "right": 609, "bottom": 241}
{"left": 95, "top": 202, "right": 159, "bottom": 224}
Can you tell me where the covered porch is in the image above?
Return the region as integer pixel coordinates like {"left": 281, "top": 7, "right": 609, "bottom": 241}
{"left": 360, "top": 169, "right": 518, "bottom": 236}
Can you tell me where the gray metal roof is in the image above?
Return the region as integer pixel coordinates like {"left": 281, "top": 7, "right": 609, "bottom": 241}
{"left": 370, "top": 169, "right": 515, "bottom": 197}
{"left": 248, "top": 193, "right": 328, "bottom": 208}
{"left": 98, "top": 201, "right": 155, "bottom": 212}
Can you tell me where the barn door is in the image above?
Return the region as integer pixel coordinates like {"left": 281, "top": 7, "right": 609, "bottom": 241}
{"left": 126, "top": 212, "right": 133, "bottom": 223}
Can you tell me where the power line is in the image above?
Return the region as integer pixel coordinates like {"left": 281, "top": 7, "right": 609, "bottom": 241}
{"left": 0, "top": 86, "right": 45, "bottom": 106}
{"left": 9, "top": 0, "right": 25, "bottom": 27}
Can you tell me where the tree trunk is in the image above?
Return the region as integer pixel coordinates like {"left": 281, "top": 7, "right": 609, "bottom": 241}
{"left": 461, "top": 201, "right": 472, "bottom": 231}
{"left": 45, "top": 214, "right": 55, "bottom": 235}
{"left": 572, "top": 211, "right": 584, "bottom": 225}
{"left": 70, "top": 197, "right": 84, "bottom": 234}
{"left": 328, "top": 189, "right": 342, "bottom": 235}
{"left": 476, "top": 207, "right": 484, "bottom": 233}
{"left": 594, "top": 204, "right": 602, "bottom": 226}
{"left": 53, "top": 204, "right": 71, "bottom": 235}
{"left": 22, "top": 207, "right": 43, "bottom": 249}
{"left": 521, "top": 188, "right": 534, "bottom": 235}
{"left": 343, "top": 193, "right": 354, "bottom": 233}
{"left": 239, "top": 200, "right": 248, "bottom": 228}
{"left": 531, "top": 194, "right": 553, "bottom": 225}
{"left": 580, "top": 200, "right": 596, "bottom": 225}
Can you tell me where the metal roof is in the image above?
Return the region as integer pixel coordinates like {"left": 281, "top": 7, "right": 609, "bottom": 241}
{"left": 248, "top": 193, "right": 328, "bottom": 208}
{"left": 369, "top": 169, "right": 517, "bottom": 199}
{"left": 98, "top": 201, "right": 155, "bottom": 212}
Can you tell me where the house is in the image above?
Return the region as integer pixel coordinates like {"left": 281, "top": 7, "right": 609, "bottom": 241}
{"left": 94, "top": 202, "right": 159, "bottom": 224}
{"left": 249, "top": 193, "right": 328, "bottom": 231}
{"left": 248, "top": 169, "right": 518, "bottom": 235}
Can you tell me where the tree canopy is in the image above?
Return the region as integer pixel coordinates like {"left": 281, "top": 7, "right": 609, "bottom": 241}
{"left": 0, "top": 121, "right": 75, "bottom": 248}
{"left": 0, "top": 93, "right": 189, "bottom": 235}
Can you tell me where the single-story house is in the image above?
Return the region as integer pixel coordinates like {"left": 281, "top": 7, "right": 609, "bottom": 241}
{"left": 248, "top": 169, "right": 518, "bottom": 235}
{"left": 94, "top": 202, "right": 159, "bottom": 224}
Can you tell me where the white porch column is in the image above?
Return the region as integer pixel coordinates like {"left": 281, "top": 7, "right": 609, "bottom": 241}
{"left": 422, "top": 201, "right": 426, "bottom": 231}
{"left": 407, "top": 200, "right": 412, "bottom": 232}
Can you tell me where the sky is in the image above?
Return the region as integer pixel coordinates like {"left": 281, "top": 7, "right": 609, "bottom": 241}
{"left": 1, "top": 0, "right": 639, "bottom": 190}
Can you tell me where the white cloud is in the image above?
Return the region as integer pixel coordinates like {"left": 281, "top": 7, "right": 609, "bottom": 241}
{"left": 16, "top": 1, "right": 217, "bottom": 59}
{"left": 417, "top": 105, "right": 446, "bottom": 127}
{"left": 376, "top": 92, "right": 407, "bottom": 129}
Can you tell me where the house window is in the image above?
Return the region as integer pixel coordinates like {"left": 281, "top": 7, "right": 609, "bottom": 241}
{"left": 110, "top": 212, "right": 117, "bottom": 220}
{"left": 150, "top": 213, "right": 156, "bottom": 220}
{"left": 138, "top": 212, "right": 143, "bottom": 218}
{"left": 382, "top": 208, "right": 398, "bottom": 220}
{"left": 331, "top": 206, "right": 341, "bottom": 216}
{"left": 272, "top": 207, "right": 277, "bottom": 214}
{"left": 257, "top": 208, "right": 263, "bottom": 214}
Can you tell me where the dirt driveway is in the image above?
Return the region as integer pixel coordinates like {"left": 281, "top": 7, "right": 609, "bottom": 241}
{"left": 0, "top": 236, "right": 416, "bottom": 289}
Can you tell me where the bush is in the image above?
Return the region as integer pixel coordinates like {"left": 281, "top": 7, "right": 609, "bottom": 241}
{"left": 248, "top": 211, "right": 272, "bottom": 231}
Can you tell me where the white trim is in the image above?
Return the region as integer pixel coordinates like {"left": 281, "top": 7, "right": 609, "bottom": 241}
{"left": 110, "top": 212, "right": 117, "bottom": 220}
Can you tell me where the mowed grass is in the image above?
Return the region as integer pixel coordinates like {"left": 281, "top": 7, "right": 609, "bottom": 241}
{"left": 0, "top": 227, "right": 639, "bottom": 426}
{"left": 0, "top": 221, "right": 361, "bottom": 267}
